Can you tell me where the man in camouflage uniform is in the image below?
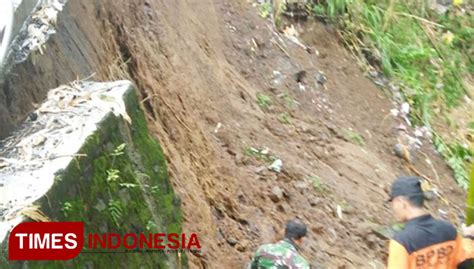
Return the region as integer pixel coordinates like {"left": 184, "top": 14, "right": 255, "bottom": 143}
{"left": 249, "top": 219, "right": 310, "bottom": 269}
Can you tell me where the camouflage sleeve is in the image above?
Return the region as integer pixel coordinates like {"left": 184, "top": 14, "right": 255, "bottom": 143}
{"left": 249, "top": 245, "right": 265, "bottom": 269}
{"left": 290, "top": 254, "right": 310, "bottom": 269}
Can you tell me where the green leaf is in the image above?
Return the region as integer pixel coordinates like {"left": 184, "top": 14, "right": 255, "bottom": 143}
{"left": 111, "top": 143, "right": 126, "bottom": 157}
{"left": 106, "top": 169, "right": 120, "bottom": 183}
{"left": 108, "top": 199, "right": 123, "bottom": 227}
{"left": 468, "top": 122, "right": 474, "bottom": 130}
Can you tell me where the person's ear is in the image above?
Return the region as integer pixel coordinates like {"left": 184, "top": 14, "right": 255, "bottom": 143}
{"left": 293, "top": 238, "right": 301, "bottom": 245}
{"left": 401, "top": 199, "right": 408, "bottom": 209}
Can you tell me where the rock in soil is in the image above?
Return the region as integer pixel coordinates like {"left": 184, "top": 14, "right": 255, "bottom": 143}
{"left": 268, "top": 186, "right": 284, "bottom": 203}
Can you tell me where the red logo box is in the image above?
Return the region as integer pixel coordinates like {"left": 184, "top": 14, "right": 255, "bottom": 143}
{"left": 9, "top": 222, "right": 84, "bottom": 260}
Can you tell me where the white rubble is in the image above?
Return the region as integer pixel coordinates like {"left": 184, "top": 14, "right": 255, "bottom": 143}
{"left": 11, "top": 0, "right": 68, "bottom": 63}
{"left": 269, "top": 159, "right": 283, "bottom": 173}
{"left": 0, "top": 80, "right": 133, "bottom": 244}
{"left": 0, "top": 0, "right": 14, "bottom": 69}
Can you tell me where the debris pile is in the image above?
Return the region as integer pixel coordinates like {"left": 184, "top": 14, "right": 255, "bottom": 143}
{"left": 11, "top": 0, "right": 68, "bottom": 63}
{"left": 390, "top": 101, "right": 433, "bottom": 162}
{"left": 0, "top": 80, "right": 133, "bottom": 243}
{"left": 367, "top": 70, "right": 433, "bottom": 164}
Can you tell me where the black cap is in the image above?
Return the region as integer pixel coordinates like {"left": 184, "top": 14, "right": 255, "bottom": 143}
{"left": 285, "top": 219, "right": 307, "bottom": 240}
{"left": 388, "top": 176, "right": 423, "bottom": 202}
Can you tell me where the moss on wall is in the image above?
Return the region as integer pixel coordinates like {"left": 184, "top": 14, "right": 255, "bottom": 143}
{"left": 3, "top": 86, "right": 187, "bottom": 269}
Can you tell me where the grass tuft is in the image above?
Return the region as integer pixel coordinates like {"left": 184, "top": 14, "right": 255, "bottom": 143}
{"left": 278, "top": 112, "right": 291, "bottom": 124}
{"left": 257, "top": 93, "right": 272, "bottom": 110}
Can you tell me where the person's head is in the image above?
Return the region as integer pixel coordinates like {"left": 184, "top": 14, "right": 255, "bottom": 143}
{"left": 388, "top": 176, "right": 425, "bottom": 221}
{"left": 284, "top": 219, "right": 307, "bottom": 246}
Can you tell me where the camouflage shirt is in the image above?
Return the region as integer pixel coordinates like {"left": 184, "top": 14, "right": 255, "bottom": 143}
{"left": 250, "top": 238, "right": 310, "bottom": 269}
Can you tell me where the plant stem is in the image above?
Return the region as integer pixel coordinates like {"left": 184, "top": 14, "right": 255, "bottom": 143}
{"left": 466, "top": 163, "right": 474, "bottom": 225}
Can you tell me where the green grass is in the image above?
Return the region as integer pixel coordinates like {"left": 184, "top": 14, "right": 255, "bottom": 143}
{"left": 309, "top": 175, "right": 328, "bottom": 193}
{"left": 312, "top": 0, "right": 473, "bottom": 187}
{"left": 281, "top": 92, "right": 296, "bottom": 108}
{"left": 312, "top": 0, "right": 352, "bottom": 19}
{"left": 244, "top": 146, "right": 278, "bottom": 163}
{"left": 257, "top": 93, "right": 272, "bottom": 110}
{"left": 259, "top": 2, "right": 272, "bottom": 18}
{"left": 278, "top": 112, "right": 291, "bottom": 124}
{"left": 61, "top": 202, "right": 73, "bottom": 218}
{"left": 468, "top": 122, "right": 474, "bottom": 131}
{"left": 346, "top": 129, "right": 365, "bottom": 146}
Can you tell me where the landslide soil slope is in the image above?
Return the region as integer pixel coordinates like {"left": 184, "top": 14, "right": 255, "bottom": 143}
{"left": 92, "top": 0, "right": 466, "bottom": 268}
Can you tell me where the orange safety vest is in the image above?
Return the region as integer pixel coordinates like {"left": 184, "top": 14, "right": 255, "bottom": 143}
{"left": 387, "top": 215, "right": 474, "bottom": 269}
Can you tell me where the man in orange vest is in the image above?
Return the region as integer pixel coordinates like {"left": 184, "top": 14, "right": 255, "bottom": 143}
{"left": 387, "top": 176, "right": 474, "bottom": 268}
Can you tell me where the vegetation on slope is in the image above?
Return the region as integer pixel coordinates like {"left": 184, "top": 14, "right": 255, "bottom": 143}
{"left": 311, "top": 0, "right": 473, "bottom": 187}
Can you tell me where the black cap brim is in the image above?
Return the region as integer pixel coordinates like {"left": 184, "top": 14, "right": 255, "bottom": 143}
{"left": 388, "top": 176, "right": 423, "bottom": 203}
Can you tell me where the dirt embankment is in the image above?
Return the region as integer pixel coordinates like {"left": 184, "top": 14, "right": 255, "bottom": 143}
{"left": 103, "top": 0, "right": 466, "bottom": 268}
{"left": 2, "top": 0, "right": 467, "bottom": 268}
